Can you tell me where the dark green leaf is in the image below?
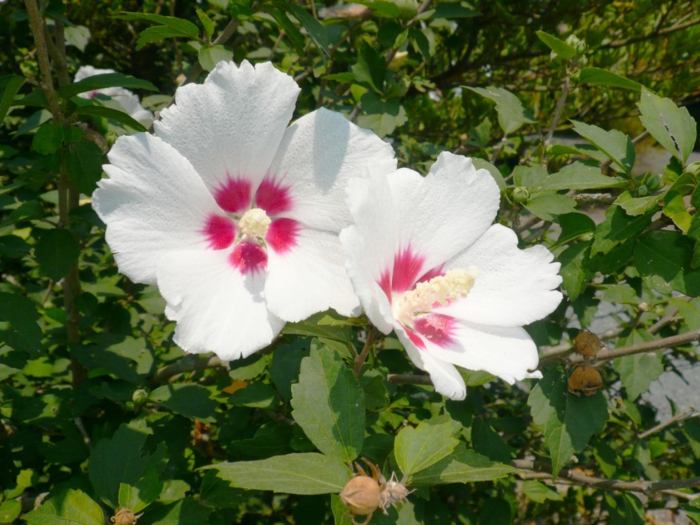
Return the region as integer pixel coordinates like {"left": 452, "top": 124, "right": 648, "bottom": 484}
{"left": 150, "top": 383, "right": 217, "bottom": 418}
{"left": 35, "top": 229, "right": 80, "bottom": 280}
{"left": 0, "top": 74, "right": 25, "bottom": 123}
{"left": 579, "top": 67, "right": 642, "bottom": 92}
{"left": 66, "top": 139, "right": 104, "bottom": 194}
{"left": 73, "top": 105, "right": 147, "bottom": 131}
{"left": 286, "top": 4, "right": 332, "bottom": 55}
{"left": 591, "top": 206, "right": 651, "bottom": 256}
{"left": 60, "top": 73, "right": 158, "bottom": 99}
{"left": 24, "top": 489, "right": 105, "bottom": 525}
{"left": 0, "top": 292, "right": 41, "bottom": 353}
{"left": 535, "top": 30, "right": 576, "bottom": 59}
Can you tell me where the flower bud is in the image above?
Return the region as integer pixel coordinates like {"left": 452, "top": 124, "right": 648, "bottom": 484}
{"left": 111, "top": 508, "right": 137, "bottom": 525}
{"left": 573, "top": 330, "right": 602, "bottom": 358}
{"left": 340, "top": 476, "right": 381, "bottom": 516}
{"left": 131, "top": 389, "right": 148, "bottom": 406}
{"left": 567, "top": 365, "right": 603, "bottom": 396}
{"left": 512, "top": 186, "right": 530, "bottom": 203}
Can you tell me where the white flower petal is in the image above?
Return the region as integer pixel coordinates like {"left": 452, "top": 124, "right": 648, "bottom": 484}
{"left": 155, "top": 61, "right": 300, "bottom": 193}
{"left": 92, "top": 133, "right": 221, "bottom": 284}
{"left": 265, "top": 227, "right": 360, "bottom": 322}
{"left": 438, "top": 224, "right": 563, "bottom": 326}
{"left": 396, "top": 327, "right": 467, "bottom": 400}
{"left": 157, "top": 249, "right": 284, "bottom": 360}
{"left": 426, "top": 322, "right": 540, "bottom": 385}
{"left": 269, "top": 108, "right": 396, "bottom": 231}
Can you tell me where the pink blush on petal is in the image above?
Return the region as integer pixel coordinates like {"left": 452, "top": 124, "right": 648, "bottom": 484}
{"left": 203, "top": 215, "right": 235, "bottom": 250}
{"left": 229, "top": 241, "right": 268, "bottom": 274}
{"left": 405, "top": 327, "right": 426, "bottom": 350}
{"left": 266, "top": 218, "right": 299, "bottom": 254}
{"left": 255, "top": 177, "right": 292, "bottom": 216}
{"left": 215, "top": 176, "right": 252, "bottom": 213}
{"left": 413, "top": 313, "right": 456, "bottom": 348}
{"left": 390, "top": 246, "right": 425, "bottom": 293}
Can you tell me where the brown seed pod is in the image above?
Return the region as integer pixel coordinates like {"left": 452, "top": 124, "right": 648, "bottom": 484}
{"left": 567, "top": 365, "right": 603, "bottom": 396}
{"left": 340, "top": 475, "right": 382, "bottom": 516}
{"left": 111, "top": 508, "right": 138, "bottom": 525}
{"left": 573, "top": 330, "right": 602, "bottom": 358}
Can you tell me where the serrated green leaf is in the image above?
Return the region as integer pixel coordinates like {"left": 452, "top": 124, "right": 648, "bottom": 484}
{"left": 35, "top": 229, "right": 80, "bottom": 280}
{"left": 579, "top": 67, "right": 642, "bottom": 92}
{"left": 150, "top": 383, "right": 217, "bottom": 418}
{"left": 591, "top": 206, "right": 651, "bottom": 256}
{"left": 634, "top": 230, "right": 692, "bottom": 291}
{"left": 0, "top": 74, "right": 25, "bottom": 123}
{"left": 73, "top": 105, "right": 147, "bottom": 131}
{"left": 467, "top": 86, "right": 533, "bottom": 134}
{"left": 196, "top": 8, "right": 215, "bottom": 39}
{"left": 540, "top": 162, "right": 626, "bottom": 191}
{"left": 614, "top": 191, "right": 661, "bottom": 216}
{"left": 536, "top": 30, "right": 577, "bottom": 59}
{"left": 639, "top": 88, "right": 697, "bottom": 165}
{"left": 118, "top": 467, "right": 162, "bottom": 513}
{"left": 558, "top": 242, "right": 590, "bottom": 300}
{"left": 205, "top": 453, "right": 350, "bottom": 494}
{"left": 395, "top": 416, "right": 460, "bottom": 479}
{"left": 66, "top": 139, "right": 104, "bottom": 194}
{"left": 614, "top": 345, "right": 663, "bottom": 401}
{"left": 525, "top": 193, "right": 577, "bottom": 221}
{"left": 24, "top": 489, "right": 104, "bottom": 525}
{"left": 571, "top": 120, "right": 635, "bottom": 172}
{"left": 663, "top": 192, "right": 692, "bottom": 233}
{"left": 286, "top": 3, "right": 332, "bottom": 55}
{"left": 522, "top": 480, "right": 563, "bottom": 502}
{"left": 410, "top": 443, "right": 515, "bottom": 486}
{"left": 291, "top": 346, "right": 365, "bottom": 462}
{"left": 0, "top": 292, "right": 41, "bottom": 353}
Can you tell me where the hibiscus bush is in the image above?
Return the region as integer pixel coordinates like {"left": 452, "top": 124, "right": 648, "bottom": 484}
{"left": 2, "top": 1, "right": 700, "bottom": 524}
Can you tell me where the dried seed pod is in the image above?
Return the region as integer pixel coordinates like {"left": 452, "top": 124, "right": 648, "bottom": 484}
{"left": 379, "top": 473, "right": 410, "bottom": 512}
{"left": 111, "top": 508, "right": 137, "bottom": 525}
{"left": 567, "top": 365, "right": 603, "bottom": 396}
{"left": 573, "top": 330, "right": 602, "bottom": 358}
{"left": 340, "top": 475, "right": 382, "bottom": 516}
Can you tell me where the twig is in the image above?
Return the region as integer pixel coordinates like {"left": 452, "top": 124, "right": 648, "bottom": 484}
{"left": 24, "top": 0, "right": 61, "bottom": 117}
{"left": 514, "top": 458, "right": 700, "bottom": 500}
{"left": 539, "top": 329, "right": 700, "bottom": 365}
{"left": 387, "top": 373, "right": 432, "bottom": 385}
{"left": 649, "top": 309, "right": 679, "bottom": 334}
{"left": 638, "top": 407, "right": 698, "bottom": 439}
{"left": 545, "top": 76, "right": 570, "bottom": 145}
{"left": 152, "top": 355, "right": 226, "bottom": 383}
{"left": 602, "top": 17, "right": 700, "bottom": 49}
{"left": 353, "top": 328, "right": 376, "bottom": 377}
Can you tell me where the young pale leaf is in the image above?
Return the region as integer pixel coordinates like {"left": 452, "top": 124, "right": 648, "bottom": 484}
{"left": 394, "top": 415, "right": 460, "bottom": 479}
{"left": 639, "top": 88, "right": 697, "bottom": 165}
{"left": 0, "top": 500, "right": 21, "bottom": 523}
{"left": 35, "top": 229, "right": 80, "bottom": 280}
{"left": 579, "top": 67, "right": 641, "bottom": 92}
{"left": 467, "top": 86, "right": 533, "bottom": 134}
{"left": 535, "top": 30, "right": 577, "bottom": 59}
{"left": 571, "top": 120, "right": 635, "bottom": 172}
{"left": 60, "top": 73, "right": 158, "bottom": 99}
{"left": 196, "top": 8, "right": 215, "bottom": 40}
{"left": 410, "top": 443, "right": 515, "bottom": 486}
{"left": 24, "top": 489, "right": 104, "bottom": 525}
{"left": 0, "top": 74, "right": 25, "bottom": 123}
{"left": 291, "top": 346, "right": 365, "bottom": 462}
{"left": 198, "top": 45, "right": 234, "bottom": 72}
{"left": 204, "top": 453, "right": 350, "bottom": 494}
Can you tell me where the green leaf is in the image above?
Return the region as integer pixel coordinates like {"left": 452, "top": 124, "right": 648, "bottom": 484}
{"left": 118, "top": 467, "right": 162, "bottom": 513}
{"left": 557, "top": 213, "right": 595, "bottom": 245}
{"left": 473, "top": 158, "right": 506, "bottom": 191}
{"left": 579, "top": 67, "right": 642, "bottom": 92}
{"left": 145, "top": 498, "right": 211, "bottom": 525}
{"left": 571, "top": 120, "right": 635, "bottom": 172}
{"left": 35, "top": 229, "right": 80, "bottom": 280}
{"left": 522, "top": 480, "right": 563, "bottom": 502}
{"left": 149, "top": 383, "right": 217, "bottom": 418}
{"left": 591, "top": 206, "right": 651, "bottom": 256}
{"left": 634, "top": 230, "right": 691, "bottom": 290}
{"left": 410, "top": 443, "right": 515, "bottom": 486}
{"left": 394, "top": 416, "right": 460, "bottom": 479}
{"left": 356, "top": 93, "right": 408, "bottom": 136}
{"left": 524, "top": 193, "right": 577, "bottom": 221}
{"left": 513, "top": 164, "right": 547, "bottom": 188}
{"left": 24, "top": 489, "right": 105, "bottom": 525}
{"left": 614, "top": 191, "right": 661, "bottom": 216}
{"left": 196, "top": 8, "right": 215, "bottom": 39}
{"left": 65, "top": 139, "right": 104, "bottom": 194}
{"left": 32, "top": 121, "right": 63, "bottom": 155}
{"left": 286, "top": 3, "right": 332, "bottom": 55}
{"left": 198, "top": 44, "right": 233, "bottom": 72}
{"left": 73, "top": 105, "right": 147, "bottom": 131}
{"left": 89, "top": 422, "right": 158, "bottom": 505}
{"left": 0, "top": 499, "right": 21, "bottom": 523}
{"left": 64, "top": 25, "right": 91, "bottom": 51}
{"left": 467, "top": 86, "right": 533, "bottom": 134}
{"left": 0, "top": 292, "right": 41, "bottom": 353}
{"left": 535, "top": 30, "right": 577, "bottom": 59}
{"left": 614, "top": 349, "right": 663, "bottom": 402}
{"left": 559, "top": 243, "right": 591, "bottom": 300}
{"left": 0, "top": 74, "right": 25, "bottom": 123}
{"left": 352, "top": 42, "right": 386, "bottom": 93}
{"left": 663, "top": 192, "right": 692, "bottom": 233}
{"left": 528, "top": 369, "right": 607, "bottom": 473}
{"left": 639, "top": 88, "right": 697, "bottom": 165}
{"left": 60, "top": 73, "right": 158, "bottom": 99}
{"left": 540, "top": 162, "right": 626, "bottom": 191}
{"left": 115, "top": 12, "right": 200, "bottom": 49}
{"left": 205, "top": 453, "right": 350, "bottom": 494}
{"left": 291, "top": 346, "right": 365, "bottom": 462}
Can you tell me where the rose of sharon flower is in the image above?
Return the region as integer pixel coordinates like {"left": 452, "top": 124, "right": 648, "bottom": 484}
{"left": 92, "top": 61, "right": 396, "bottom": 360}
{"left": 340, "top": 152, "right": 562, "bottom": 400}
{"left": 75, "top": 65, "right": 153, "bottom": 127}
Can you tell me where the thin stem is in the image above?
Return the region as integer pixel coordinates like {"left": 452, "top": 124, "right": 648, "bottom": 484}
{"left": 353, "top": 328, "right": 376, "bottom": 377}
{"left": 638, "top": 407, "right": 697, "bottom": 439}
{"left": 153, "top": 355, "right": 226, "bottom": 384}
{"left": 545, "top": 75, "right": 570, "bottom": 145}
{"left": 387, "top": 373, "right": 432, "bottom": 385}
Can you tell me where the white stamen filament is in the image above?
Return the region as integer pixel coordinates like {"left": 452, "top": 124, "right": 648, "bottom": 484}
{"left": 394, "top": 267, "right": 478, "bottom": 325}
{"left": 238, "top": 207, "right": 271, "bottom": 239}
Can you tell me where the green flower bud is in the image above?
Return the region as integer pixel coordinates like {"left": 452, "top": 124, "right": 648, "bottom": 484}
{"left": 512, "top": 186, "right": 530, "bottom": 203}
{"left": 132, "top": 389, "right": 148, "bottom": 406}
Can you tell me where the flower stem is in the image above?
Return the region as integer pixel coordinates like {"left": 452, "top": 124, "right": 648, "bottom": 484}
{"left": 353, "top": 328, "right": 377, "bottom": 377}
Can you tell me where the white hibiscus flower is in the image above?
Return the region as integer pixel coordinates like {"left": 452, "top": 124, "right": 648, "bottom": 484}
{"left": 92, "top": 60, "right": 396, "bottom": 360}
{"left": 340, "top": 152, "right": 562, "bottom": 400}
{"left": 75, "top": 65, "right": 154, "bottom": 127}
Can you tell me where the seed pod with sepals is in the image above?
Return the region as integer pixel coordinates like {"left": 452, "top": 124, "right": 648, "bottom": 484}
{"left": 567, "top": 365, "right": 603, "bottom": 396}
{"left": 573, "top": 330, "right": 602, "bottom": 358}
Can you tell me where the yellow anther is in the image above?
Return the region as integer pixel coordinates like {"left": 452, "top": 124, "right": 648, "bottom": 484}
{"left": 238, "top": 207, "right": 271, "bottom": 239}
{"left": 394, "top": 268, "right": 477, "bottom": 325}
